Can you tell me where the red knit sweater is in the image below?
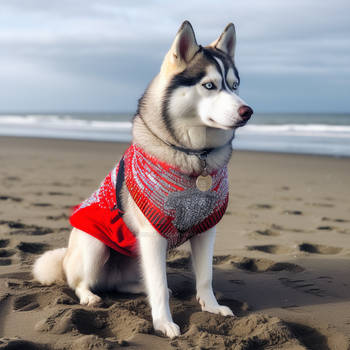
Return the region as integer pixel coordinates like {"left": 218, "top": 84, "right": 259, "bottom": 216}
{"left": 70, "top": 145, "right": 228, "bottom": 256}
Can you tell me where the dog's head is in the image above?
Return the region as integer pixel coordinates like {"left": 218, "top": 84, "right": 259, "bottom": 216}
{"left": 161, "top": 21, "right": 253, "bottom": 132}
{"left": 138, "top": 21, "right": 253, "bottom": 149}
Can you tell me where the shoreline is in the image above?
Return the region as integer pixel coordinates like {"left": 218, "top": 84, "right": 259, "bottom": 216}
{"left": 1, "top": 134, "right": 350, "bottom": 159}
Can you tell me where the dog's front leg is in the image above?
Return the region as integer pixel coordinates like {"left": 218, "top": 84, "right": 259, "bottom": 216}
{"left": 138, "top": 230, "right": 180, "bottom": 338}
{"left": 190, "top": 227, "right": 234, "bottom": 316}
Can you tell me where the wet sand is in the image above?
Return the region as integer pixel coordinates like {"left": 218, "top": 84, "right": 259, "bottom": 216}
{"left": 0, "top": 136, "right": 350, "bottom": 349}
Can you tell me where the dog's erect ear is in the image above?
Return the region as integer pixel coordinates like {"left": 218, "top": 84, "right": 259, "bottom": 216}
{"left": 169, "top": 21, "right": 200, "bottom": 65}
{"left": 210, "top": 23, "right": 236, "bottom": 59}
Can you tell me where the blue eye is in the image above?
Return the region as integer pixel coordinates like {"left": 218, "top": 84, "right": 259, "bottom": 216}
{"left": 203, "top": 82, "right": 216, "bottom": 90}
{"left": 232, "top": 82, "right": 239, "bottom": 90}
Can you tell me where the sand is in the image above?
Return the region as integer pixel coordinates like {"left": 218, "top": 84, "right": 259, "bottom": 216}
{"left": 0, "top": 136, "right": 349, "bottom": 350}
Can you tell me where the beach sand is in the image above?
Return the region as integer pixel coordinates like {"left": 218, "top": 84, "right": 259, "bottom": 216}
{"left": 0, "top": 136, "right": 349, "bottom": 349}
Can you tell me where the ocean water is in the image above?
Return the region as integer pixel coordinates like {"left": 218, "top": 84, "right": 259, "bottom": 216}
{"left": 1, "top": 112, "right": 350, "bottom": 157}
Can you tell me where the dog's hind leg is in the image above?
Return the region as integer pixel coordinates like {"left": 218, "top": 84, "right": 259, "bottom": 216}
{"left": 63, "top": 228, "right": 110, "bottom": 306}
{"left": 190, "top": 227, "right": 234, "bottom": 317}
{"left": 107, "top": 253, "right": 145, "bottom": 294}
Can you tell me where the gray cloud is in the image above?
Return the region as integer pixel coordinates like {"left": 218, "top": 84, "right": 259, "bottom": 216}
{"left": 0, "top": 0, "right": 349, "bottom": 112}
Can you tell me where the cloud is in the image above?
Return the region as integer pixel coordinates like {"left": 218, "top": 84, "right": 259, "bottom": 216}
{"left": 0, "top": 0, "right": 349, "bottom": 112}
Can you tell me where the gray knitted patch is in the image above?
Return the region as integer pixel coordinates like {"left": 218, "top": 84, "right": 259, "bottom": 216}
{"left": 165, "top": 188, "right": 219, "bottom": 232}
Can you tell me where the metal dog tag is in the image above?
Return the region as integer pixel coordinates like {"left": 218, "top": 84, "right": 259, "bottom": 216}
{"left": 196, "top": 174, "right": 213, "bottom": 192}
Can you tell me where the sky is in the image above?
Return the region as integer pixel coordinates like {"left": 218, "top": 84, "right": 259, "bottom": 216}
{"left": 0, "top": 0, "right": 349, "bottom": 114}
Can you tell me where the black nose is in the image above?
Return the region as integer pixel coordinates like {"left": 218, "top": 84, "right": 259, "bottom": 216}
{"left": 238, "top": 105, "right": 254, "bottom": 121}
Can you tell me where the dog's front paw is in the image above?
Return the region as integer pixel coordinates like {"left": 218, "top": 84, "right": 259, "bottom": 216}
{"left": 197, "top": 294, "right": 235, "bottom": 317}
{"left": 153, "top": 320, "right": 180, "bottom": 338}
{"left": 79, "top": 293, "right": 102, "bottom": 307}
{"left": 201, "top": 304, "right": 234, "bottom": 316}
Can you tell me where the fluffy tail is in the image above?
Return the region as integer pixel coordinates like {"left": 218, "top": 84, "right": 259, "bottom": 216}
{"left": 33, "top": 248, "right": 67, "bottom": 285}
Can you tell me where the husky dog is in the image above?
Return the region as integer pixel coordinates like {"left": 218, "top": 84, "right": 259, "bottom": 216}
{"left": 33, "top": 21, "right": 253, "bottom": 338}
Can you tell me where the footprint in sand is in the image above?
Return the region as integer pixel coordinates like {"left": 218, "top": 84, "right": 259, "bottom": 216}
{"left": 317, "top": 275, "right": 333, "bottom": 284}
{"left": 0, "top": 249, "right": 16, "bottom": 258}
{"left": 298, "top": 243, "right": 342, "bottom": 255}
{"left": 317, "top": 225, "right": 334, "bottom": 230}
{"left": 46, "top": 213, "right": 69, "bottom": 221}
{"left": 0, "top": 240, "right": 14, "bottom": 266}
{"left": 35, "top": 307, "right": 151, "bottom": 339}
{"left": 12, "top": 287, "right": 78, "bottom": 311}
{"left": 12, "top": 226, "right": 54, "bottom": 235}
{"left": 213, "top": 255, "right": 304, "bottom": 273}
{"left": 58, "top": 227, "right": 70, "bottom": 233}
{"left": 215, "top": 293, "right": 249, "bottom": 313}
{"left": 287, "top": 323, "right": 335, "bottom": 349}
{"left": 16, "top": 242, "right": 50, "bottom": 264}
{"left": 0, "top": 258, "right": 12, "bottom": 266}
{"left": 0, "top": 195, "right": 22, "bottom": 202}
{"left": 271, "top": 224, "right": 308, "bottom": 234}
{"left": 249, "top": 203, "right": 274, "bottom": 210}
{"left": 6, "top": 176, "right": 20, "bottom": 181}
{"left": 1, "top": 221, "right": 54, "bottom": 236}
{"left": 51, "top": 181, "right": 70, "bottom": 187}
{"left": 13, "top": 294, "right": 40, "bottom": 311}
{"left": 72, "top": 335, "right": 121, "bottom": 350}
{"left": 6, "top": 280, "right": 38, "bottom": 290}
{"left": 247, "top": 244, "right": 293, "bottom": 255}
{"left": 229, "top": 278, "right": 246, "bottom": 285}
{"left": 0, "top": 220, "right": 26, "bottom": 229}
{"left": 0, "top": 338, "right": 45, "bottom": 350}
{"left": 282, "top": 210, "right": 303, "bottom": 216}
{"left": 48, "top": 191, "right": 71, "bottom": 196}
{"left": 322, "top": 216, "right": 349, "bottom": 223}
{"left": 32, "top": 202, "right": 53, "bottom": 207}
{"left": 254, "top": 229, "right": 280, "bottom": 237}
{"left": 279, "top": 277, "right": 326, "bottom": 297}
{"left": 0, "top": 239, "right": 10, "bottom": 248}
{"left": 0, "top": 271, "right": 32, "bottom": 281}
{"left": 62, "top": 204, "right": 76, "bottom": 209}
{"left": 16, "top": 242, "right": 49, "bottom": 255}
{"left": 234, "top": 258, "right": 304, "bottom": 273}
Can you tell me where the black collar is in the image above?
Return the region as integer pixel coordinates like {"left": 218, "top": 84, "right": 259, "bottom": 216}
{"left": 170, "top": 142, "right": 229, "bottom": 160}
